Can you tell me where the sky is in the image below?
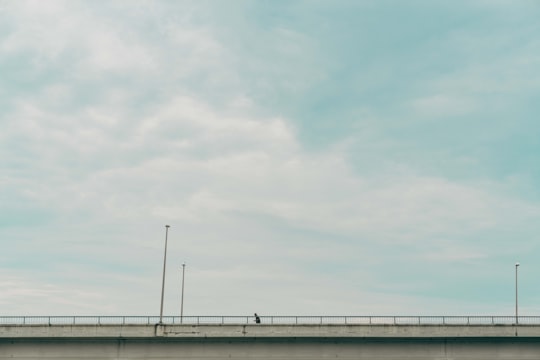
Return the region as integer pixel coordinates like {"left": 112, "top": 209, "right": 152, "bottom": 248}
{"left": 1, "top": 0, "right": 540, "bottom": 317}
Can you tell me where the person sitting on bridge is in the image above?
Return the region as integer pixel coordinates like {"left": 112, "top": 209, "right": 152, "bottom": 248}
{"left": 254, "top": 313, "right": 261, "bottom": 324}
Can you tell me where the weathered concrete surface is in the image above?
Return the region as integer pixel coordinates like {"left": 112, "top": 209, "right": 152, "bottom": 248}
{"left": 0, "top": 324, "right": 538, "bottom": 338}
{"left": 3, "top": 337, "right": 540, "bottom": 359}
{"left": 2, "top": 325, "right": 540, "bottom": 359}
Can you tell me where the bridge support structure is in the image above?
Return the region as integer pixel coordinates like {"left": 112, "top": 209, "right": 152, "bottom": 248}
{"left": 1, "top": 324, "right": 540, "bottom": 359}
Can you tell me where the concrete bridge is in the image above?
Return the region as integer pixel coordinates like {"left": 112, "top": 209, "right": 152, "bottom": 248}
{"left": 2, "top": 316, "right": 540, "bottom": 359}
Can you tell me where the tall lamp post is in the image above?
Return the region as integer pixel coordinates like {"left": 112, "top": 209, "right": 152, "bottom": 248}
{"left": 159, "top": 225, "right": 170, "bottom": 324}
{"left": 181, "top": 263, "right": 186, "bottom": 323}
{"left": 515, "top": 262, "right": 520, "bottom": 325}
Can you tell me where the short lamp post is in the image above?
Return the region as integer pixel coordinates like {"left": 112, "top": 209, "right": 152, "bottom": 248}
{"left": 181, "top": 263, "right": 186, "bottom": 323}
{"left": 159, "top": 225, "right": 170, "bottom": 324}
{"left": 515, "top": 262, "right": 520, "bottom": 325}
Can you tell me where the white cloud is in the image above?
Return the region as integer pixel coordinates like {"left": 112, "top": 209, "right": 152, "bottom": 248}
{"left": 4, "top": 65, "right": 540, "bottom": 314}
{"left": 12, "top": 84, "right": 537, "bottom": 244}
{"left": 410, "top": 94, "right": 475, "bottom": 117}
{"left": 0, "top": 276, "right": 111, "bottom": 315}
{"left": 2, "top": 0, "right": 540, "bottom": 317}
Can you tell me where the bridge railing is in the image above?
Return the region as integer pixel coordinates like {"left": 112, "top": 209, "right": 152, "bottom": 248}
{"left": 0, "top": 316, "right": 538, "bottom": 326}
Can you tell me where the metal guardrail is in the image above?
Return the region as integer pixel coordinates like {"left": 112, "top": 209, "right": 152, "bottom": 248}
{"left": 0, "top": 316, "right": 537, "bottom": 326}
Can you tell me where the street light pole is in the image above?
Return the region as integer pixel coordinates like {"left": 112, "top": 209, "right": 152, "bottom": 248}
{"left": 181, "top": 263, "right": 186, "bottom": 323}
{"left": 515, "top": 262, "right": 520, "bottom": 325}
{"left": 159, "top": 225, "right": 170, "bottom": 324}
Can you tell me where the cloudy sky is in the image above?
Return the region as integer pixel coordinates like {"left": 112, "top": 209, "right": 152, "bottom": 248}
{"left": 1, "top": 0, "right": 540, "bottom": 317}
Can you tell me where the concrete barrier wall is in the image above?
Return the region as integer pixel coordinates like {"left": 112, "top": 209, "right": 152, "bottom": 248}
{"left": 2, "top": 325, "right": 540, "bottom": 359}
{"left": 1, "top": 324, "right": 539, "bottom": 338}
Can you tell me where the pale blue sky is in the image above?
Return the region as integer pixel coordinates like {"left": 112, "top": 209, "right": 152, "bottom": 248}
{"left": 1, "top": 0, "right": 540, "bottom": 316}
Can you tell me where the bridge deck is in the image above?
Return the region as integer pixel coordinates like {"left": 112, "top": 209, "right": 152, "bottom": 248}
{"left": 1, "top": 323, "right": 538, "bottom": 339}
{"left": 3, "top": 324, "right": 540, "bottom": 359}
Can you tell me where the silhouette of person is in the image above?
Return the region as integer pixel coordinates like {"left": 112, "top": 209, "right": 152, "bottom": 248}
{"left": 254, "top": 313, "right": 261, "bottom": 324}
